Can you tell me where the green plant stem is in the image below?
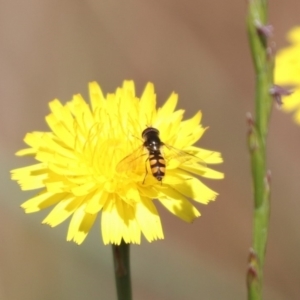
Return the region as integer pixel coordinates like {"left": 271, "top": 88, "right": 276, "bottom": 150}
{"left": 112, "top": 241, "right": 132, "bottom": 300}
{"left": 246, "top": 0, "right": 274, "bottom": 299}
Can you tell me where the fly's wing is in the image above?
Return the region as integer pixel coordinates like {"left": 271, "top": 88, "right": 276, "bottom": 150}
{"left": 116, "top": 145, "right": 147, "bottom": 173}
{"left": 163, "top": 144, "right": 207, "bottom": 169}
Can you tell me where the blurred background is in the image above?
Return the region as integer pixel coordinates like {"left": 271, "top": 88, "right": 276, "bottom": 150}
{"left": 1, "top": 1, "right": 300, "bottom": 299}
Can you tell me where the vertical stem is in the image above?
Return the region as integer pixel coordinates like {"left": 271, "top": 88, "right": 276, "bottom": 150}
{"left": 246, "top": 0, "right": 274, "bottom": 299}
{"left": 112, "top": 241, "right": 132, "bottom": 300}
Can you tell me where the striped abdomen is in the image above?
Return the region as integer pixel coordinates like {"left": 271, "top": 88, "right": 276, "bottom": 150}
{"left": 149, "top": 151, "right": 166, "bottom": 181}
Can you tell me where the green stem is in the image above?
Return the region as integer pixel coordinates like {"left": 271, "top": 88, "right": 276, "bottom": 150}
{"left": 246, "top": 0, "right": 274, "bottom": 299}
{"left": 112, "top": 241, "right": 132, "bottom": 300}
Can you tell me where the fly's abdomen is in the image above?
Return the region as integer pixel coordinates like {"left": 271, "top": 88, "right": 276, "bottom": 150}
{"left": 149, "top": 152, "right": 166, "bottom": 181}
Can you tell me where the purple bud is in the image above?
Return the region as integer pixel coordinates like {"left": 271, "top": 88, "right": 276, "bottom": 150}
{"left": 247, "top": 248, "right": 259, "bottom": 286}
{"left": 255, "top": 20, "right": 273, "bottom": 38}
{"left": 246, "top": 112, "right": 255, "bottom": 135}
{"left": 248, "top": 248, "right": 258, "bottom": 264}
{"left": 270, "top": 85, "right": 293, "bottom": 106}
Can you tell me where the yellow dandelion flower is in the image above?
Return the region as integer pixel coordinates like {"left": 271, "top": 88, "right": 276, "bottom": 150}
{"left": 275, "top": 26, "right": 300, "bottom": 123}
{"left": 11, "top": 81, "right": 223, "bottom": 245}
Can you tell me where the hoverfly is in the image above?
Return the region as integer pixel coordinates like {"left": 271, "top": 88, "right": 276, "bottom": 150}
{"left": 117, "top": 126, "right": 206, "bottom": 183}
{"left": 142, "top": 127, "right": 166, "bottom": 181}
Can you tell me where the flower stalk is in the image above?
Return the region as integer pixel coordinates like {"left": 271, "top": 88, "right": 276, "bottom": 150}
{"left": 246, "top": 0, "right": 274, "bottom": 299}
{"left": 112, "top": 241, "right": 132, "bottom": 300}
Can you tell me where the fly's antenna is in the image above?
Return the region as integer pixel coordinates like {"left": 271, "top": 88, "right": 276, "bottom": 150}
{"left": 130, "top": 133, "right": 143, "bottom": 143}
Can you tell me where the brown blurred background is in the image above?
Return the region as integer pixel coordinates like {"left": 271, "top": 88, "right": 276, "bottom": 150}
{"left": 1, "top": 1, "right": 300, "bottom": 299}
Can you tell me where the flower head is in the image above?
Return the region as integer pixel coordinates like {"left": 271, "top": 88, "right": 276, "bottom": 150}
{"left": 275, "top": 27, "right": 300, "bottom": 123}
{"left": 11, "top": 81, "right": 223, "bottom": 245}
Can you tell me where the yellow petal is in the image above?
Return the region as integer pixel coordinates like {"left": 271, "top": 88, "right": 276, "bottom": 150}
{"left": 45, "top": 180, "right": 67, "bottom": 193}
{"left": 101, "top": 196, "right": 141, "bottom": 245}
{"left": 65, "top": 94, "right": 94, "bottom": 135}
{"left": 181, "top": 165, "right": 224, "bottom": 179}
{"left": 287, "top": 26, "right": 300, "bottom": 44}
{"left": 293, "top": 108, "right": 300, "bottom": 124}
{"left": 71, "top": 181, "right": 96, "bottom": 196}
{"left": 179, "top": 111, "right": 202, "bottom": 133}
{"left": 42, "top": 195, "right": 83, "bottom": 227}
{"left": 139, "top": 82, "right": 156, "bottom": 125}
{"left": 158, "top": 110, "right": 185, "bottom": 142}
{"left": 12, "top": 170, "right": 48, "bottom": 191}
{"left": 135, "top": 197, "right": 164, "bottom": 242}
{"left": 172, "top": 171, "right": 218, "bottom": 204}
{"left": 37, "top": 134, "right": 76, "bottom": 160}
{"left": 23, "top": 132, "right": 48, "bottom": 149}
{"left": 21, "top": 190, "right": 65, "bottom": 213}
{"left": 187, "top": 147, "right": 223, "bottom": 164}
{"left": 67, "top": 203, "right": 97, "bottom": 244}
{"left": 49, "top": 99, "right": 75, "bottom": 134}
{"left": 89, "top": 81, "right": 105, "bottom": 111}
{"left": 45, "top": 114, "right": 75, "bottom": 146}
{"left": 282, "top": 89, "right": 300, "bottom": 112}
{"left": 156, "top": 92, "right": 178, "bottom": 120}
{"left": 158, "top": 188, "right": 200, "bottom": 222}
{"left": 11, "top": 163, "right": 46, "bottom": 179}
{"left": 121, "top": 202, "right": 141, "bottom": 244}
{"left": 15, "top": 148, "right": 36, "bottom": 156}
{"left": 122, "top": 80, "right": 135, "bottom": 97}
{"left": 85, "top": 188, "right": 108, "bottom": 214}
